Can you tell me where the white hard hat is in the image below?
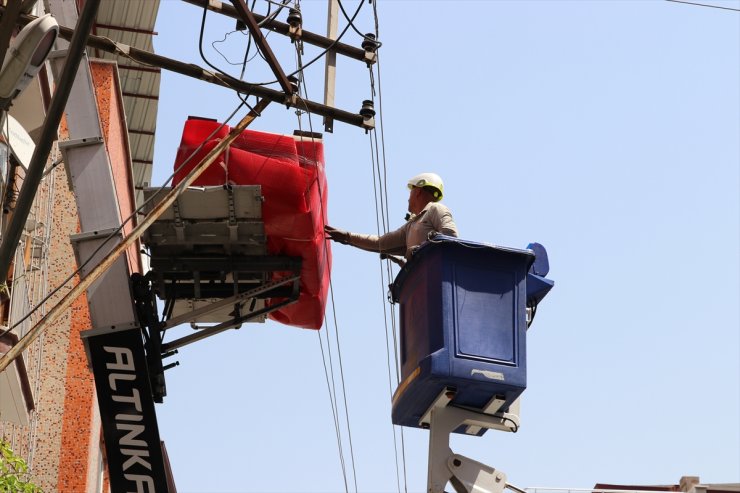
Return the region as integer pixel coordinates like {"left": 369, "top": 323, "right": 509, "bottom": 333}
{"left": 407, "top": 172, "right": 444, "bottom": 201}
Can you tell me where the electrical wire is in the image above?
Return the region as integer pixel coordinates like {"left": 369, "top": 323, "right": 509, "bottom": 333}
{"left": 248, "top": 0, "right": 366, "bottom": 87}
{"left": 210, "top": 0, "right": 293, "bottom": 69}
{"left": 665, "top": 0, "right": 740, "bottom": 12}
{"left": 0, "top": 101, "right": 247, "bottom": 339}
{"left": 258, "top": 0, "right": 291, "bottom": 27}
{"left": 317, "top": 321, "right": 351, "bottom": 493}
{"left": 240, "top": 24, "right": 256, "bottom": 79}
{"left": 239, "top": 0, "right": 261, "bottom": 80}
{"left": 362, "top": 110, "right": 403, "bottom": 493}
{"left": 368, "top": 138, "right": 406, "bottom": 493}
{"left": 291, "top": 47, "right": 359, "bottom": 492}
{"left": 234, "top": 91, "right": 264, "bottom": 116}
{"left": 200, "top": 6, "right": 236, "bottom": 77}
{"left": 200, "top": 5, "right": 265, "bottom": 78}
{"left": 366, "top": 2, "right": 408, "bottom": 488}
{"left": 212, "top": 30, "right": 253, "bottom": 66}
{"left": 449, "top": 403, "right": 520, "bottom": 433}
{"left": 336, "top": 0, "right": 383, "bottom": 48}
{"left": 200, "top": 0, "right": 303, "bottom": 88}
{"left": 319, "top": 160, "right": 359, "bottom": 493}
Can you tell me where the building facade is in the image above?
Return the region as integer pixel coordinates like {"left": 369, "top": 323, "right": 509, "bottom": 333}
{"left": 0, "top": 1, "right": 160, "bottom": 491}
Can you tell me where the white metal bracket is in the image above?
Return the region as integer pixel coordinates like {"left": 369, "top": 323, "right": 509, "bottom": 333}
{"left": 364, "top": 51, "right": 377, "bottom": 65}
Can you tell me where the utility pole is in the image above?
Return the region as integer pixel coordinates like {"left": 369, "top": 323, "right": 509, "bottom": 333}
{"left": 323, "top": 0, "right": 339, "bottom": 133}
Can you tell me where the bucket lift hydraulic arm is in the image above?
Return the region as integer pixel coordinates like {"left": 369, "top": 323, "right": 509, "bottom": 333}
{"left": 424, "top": 388, "right": 525, "bottom": 493}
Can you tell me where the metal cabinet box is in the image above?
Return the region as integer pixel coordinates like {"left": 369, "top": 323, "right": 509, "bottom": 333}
{"left": 390, "top": 237, "right": 534, "bottom": 432}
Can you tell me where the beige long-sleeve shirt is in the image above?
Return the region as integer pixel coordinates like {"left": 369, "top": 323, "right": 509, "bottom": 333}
{"left": 346, "top": 202, "right": 458, "bottom": 259}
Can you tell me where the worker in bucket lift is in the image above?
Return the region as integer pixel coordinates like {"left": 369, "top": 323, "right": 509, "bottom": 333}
{"left": 325, "top": 173, "right": 458, "bottom": 265}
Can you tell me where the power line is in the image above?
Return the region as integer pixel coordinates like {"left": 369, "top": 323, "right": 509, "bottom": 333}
{"left": 369, "top": 0, "right": 408, "bottom": 485}
{"left": 200, "top": 0, "right": 366, "bottom": 87}
{"left": 317, "top": 327, "right": 351, "bottom": 493}
{"left": 210, "top": 0, "right": 292, "bottom": 70}
{"left": 289, "top": 53, "right": 352, "bottom": 491}
{"left": 665, "top": 0, "right": 740, "bottom": 12}
{"left": 363, "top": 5, "right": 408, "bottom": 486}
{"left": 249, "top": 0, "right": 367, "bottom": 86}
{"left": 293, "top": 47, "right": 359, "bottom": 492}
{"left": 337, "top": 0, "right": 382, "bottom": 47}
{"left": 367, "top": 132, "right": 405, "bottom": 493}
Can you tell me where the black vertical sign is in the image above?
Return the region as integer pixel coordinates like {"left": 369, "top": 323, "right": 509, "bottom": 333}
{"left": 85, "top": 327, "right": 170, "bottom": 493}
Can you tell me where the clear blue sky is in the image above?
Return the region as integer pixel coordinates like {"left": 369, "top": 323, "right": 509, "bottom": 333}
{"left": 150, "top": 1, "right": 740, "bottom": 491}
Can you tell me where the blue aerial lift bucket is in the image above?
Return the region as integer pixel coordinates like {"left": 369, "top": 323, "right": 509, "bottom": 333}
{"left": 390, "top": 236, "right": 553, "bottom": 435}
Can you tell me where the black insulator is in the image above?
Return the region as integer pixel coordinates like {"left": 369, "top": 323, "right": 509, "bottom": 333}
{"left": 287, "top": 8, "right": 302, "bottom": 28}
{"left": 359, "top": 99, "right": 375, "bottom": 118}
{"left": 288, "top": 75, "right": 300, "bottom": 93}
{"left": 361, "top": 33, "right": 379, "bottom": 52}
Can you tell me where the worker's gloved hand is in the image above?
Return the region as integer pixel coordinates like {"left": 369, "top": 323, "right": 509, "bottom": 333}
{"left": 380, "top": 253, "right": 406, "bottom": 268}
{"left": 325, "top": 225, "right": 350, "bottom": 245}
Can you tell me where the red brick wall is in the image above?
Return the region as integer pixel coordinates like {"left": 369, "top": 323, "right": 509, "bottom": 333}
{"left": 56, "top": 293, "right": 96, "bottom": 492}
{"left": 90, "top": 61, "right": 143, "bottom": 275}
